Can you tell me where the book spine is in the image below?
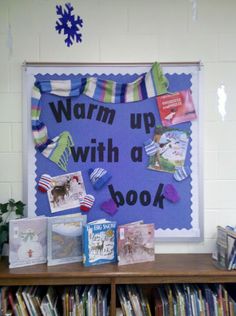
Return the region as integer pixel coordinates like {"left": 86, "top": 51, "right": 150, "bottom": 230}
{"left": 16, "top": 290, "right": 28, "bottom": 316}
{"left": 8, "top": 291, "right": 18, "bottom": 316}
{"left": 21, "top": 290, "right": 34, "bottom": 316}
{"left": 82, "top": 226, "right": 89, "bottom": 266}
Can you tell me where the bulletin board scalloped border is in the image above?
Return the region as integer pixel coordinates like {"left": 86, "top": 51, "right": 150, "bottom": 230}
{"left": 22, "top": 62, "right": 203, "bottom": 242}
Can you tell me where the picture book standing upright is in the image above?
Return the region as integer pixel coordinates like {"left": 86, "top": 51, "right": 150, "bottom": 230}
{"left": 9, "top": 217, "right": 47, "bottom": 268}
{"left": 47, "top": 214, "right": 87, "bottom": 266}
{"left": 117, "top": 222, "right": 155, "bottom": 265}
{"left": 83, "top": 219, "right": 117, "bottom": 266}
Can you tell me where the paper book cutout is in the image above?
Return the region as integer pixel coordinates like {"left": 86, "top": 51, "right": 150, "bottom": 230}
{"left": 47, "top": 171, "right": 86, "bottom": 213}
{"left": 156, "top": 89, "right": 197, "bottom": 127}
{"left": 117, "top": 223, "right": 155, "bottom": 265}
{"left": 47, "top": 214, "right": 86, "bottom": 266}
{"left": 148, "top": 126, "right": 189, "bottom": 173}
{"left": 83, "top": 220, "right": 117, "bottom": 266}
{"left": 9, "top": 217, "right": 47, "bottom": 268}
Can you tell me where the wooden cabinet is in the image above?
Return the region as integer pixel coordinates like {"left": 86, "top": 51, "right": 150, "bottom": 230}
{"left": 1, "top": 254, "right": 236, "bottom": 316}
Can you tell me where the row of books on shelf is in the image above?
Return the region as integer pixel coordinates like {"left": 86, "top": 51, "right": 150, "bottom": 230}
{"left": 0, "top": 285, "right": 109, "bottom": 316}
{"left": 216, "top": 225, "right": 236, "bottom": 270}
{"left": 2, "top": 283, "right": 235, "bottom": 316}
{"left": 9, "top": 215, "right": 155, "bottom": 268}
{"left": 153, "top": 284, "right": 236, "bottom": 316}
{"left": 117, "top": 285, "right": 151, "bottom": 316}
{"left": 117, "top": 284, "right": 236, "bottom": 316}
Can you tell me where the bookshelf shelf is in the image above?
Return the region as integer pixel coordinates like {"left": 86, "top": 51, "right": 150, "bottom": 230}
{"left": 1, "top": 254, "right": 236, "bottom": 315}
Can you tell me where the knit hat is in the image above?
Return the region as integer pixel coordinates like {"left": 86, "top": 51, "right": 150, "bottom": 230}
{"left": 88, "top": 168, "right": 112, "bottom": 190}
{"left": 143, "top": 138, "right": 159, "bottom": 156}
{"left": 38, "top": 174, "right": 53, "bottom": 192}
{"left": 80, "top": 194, "right": 95, "bottom": 212}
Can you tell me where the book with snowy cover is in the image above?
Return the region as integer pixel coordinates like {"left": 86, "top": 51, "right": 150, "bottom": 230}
{"left": 147, "top": 126, "right": 189, "bottom": 173}
{"left": 9, "top": 217, "right": 47, "bottom": 268}
{"left": 47, "top": 214, "right": 87, "bottom": 266}
{"left": 117, "top": 223, "right": 155, "bottom": 265}
{"left": 47, "top": 171, "right": 86, "bottom": 213}
{"left": 83, "top": 219, "right": 117, "bottom": 266}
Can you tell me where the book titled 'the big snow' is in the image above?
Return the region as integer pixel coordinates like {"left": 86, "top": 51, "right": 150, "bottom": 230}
{"left": 83, "top": 219, "right": 117, "bottom": 266}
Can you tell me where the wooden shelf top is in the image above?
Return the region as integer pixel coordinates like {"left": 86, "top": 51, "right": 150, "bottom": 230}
{"left": 1, "top": 254, "right": 236, "bottom": 286}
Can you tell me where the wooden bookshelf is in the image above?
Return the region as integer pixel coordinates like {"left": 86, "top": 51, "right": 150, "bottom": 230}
{"left": 1, "top": 254, "right": 236, "bottom": 316}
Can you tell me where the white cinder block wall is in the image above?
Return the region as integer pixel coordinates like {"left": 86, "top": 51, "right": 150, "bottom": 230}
{"left": 0, "top": 0, "right": 235, "bottom": 253}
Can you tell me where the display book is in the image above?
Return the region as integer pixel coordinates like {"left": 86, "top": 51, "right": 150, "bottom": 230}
{"left": 82, "top": 219, "right": 117, "bottom": 266}
{"left": 9, "top": 217, "right": 47, "bottom": 268}
{"left": 117, "top": 221, "right": 155, "bottom": 265}
{"left": 216, "top": 225, "right": 236, "bottom": 270}
{"left": 9, "top": 213, "right": 87, "bottom": 268}
{"left": 47, "top": 213, "right": 86, "bottom": 266}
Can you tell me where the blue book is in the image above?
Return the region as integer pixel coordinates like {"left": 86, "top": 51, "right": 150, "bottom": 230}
{"left": 158, "top": 286, "right": 168, "bottom": 316}
{"left": 203, "top": 285, "right": 215, "bottom": 316}
{"left": 183, "top": 284, "right": 193, "bottom": 316}
{"left": 227, "top": 236, "right": 236, "bottom": 270}
{"left": 83, "top": 219, "right": 117, "bottom": 266}
{"left": 102, "top": 287, "right": 109, "bottom": 316}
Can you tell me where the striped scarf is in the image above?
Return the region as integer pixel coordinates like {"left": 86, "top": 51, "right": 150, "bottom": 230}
{"left": 32, "top": 62, "right": 168, "bottom": 171}
{"left": 32, "top": 87, "right": 74, "bottom": 171}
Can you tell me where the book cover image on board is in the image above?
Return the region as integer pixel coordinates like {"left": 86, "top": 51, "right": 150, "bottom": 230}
{"left": 156, "top": 89, "right": 197, "bottom": 127}
{"left": 147, "top": 126, "right": 190, "bottom": 173}
{"left": 47, "top": 171, "right": 86, "bottom": 214}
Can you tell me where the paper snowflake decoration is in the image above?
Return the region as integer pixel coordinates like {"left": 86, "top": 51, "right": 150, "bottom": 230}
{"left": 55, "top": 3, "right": 83, "bottom": 47}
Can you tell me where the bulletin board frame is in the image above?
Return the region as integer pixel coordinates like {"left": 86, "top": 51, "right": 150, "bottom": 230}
{"left": 22, "top": 62, "right": 204, "bottom": 242}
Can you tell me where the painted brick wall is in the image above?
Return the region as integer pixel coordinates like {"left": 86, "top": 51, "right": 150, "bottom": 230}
{"left": 0, "top": 0, "right": 235, "bottom": 253}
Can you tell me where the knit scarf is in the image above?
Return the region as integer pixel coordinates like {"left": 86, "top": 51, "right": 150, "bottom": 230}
{"left": 32, "top": 62, "right": 168, "bottom": 171}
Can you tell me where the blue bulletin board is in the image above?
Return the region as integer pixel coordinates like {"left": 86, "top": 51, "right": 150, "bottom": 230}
{"left": 23, "top": 62, "right": 203, "bottom": 241}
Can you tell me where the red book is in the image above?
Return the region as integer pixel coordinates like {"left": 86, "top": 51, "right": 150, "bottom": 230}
{"left": 156, "top": 89, "right": 197, "bottom": 126}
{"left": 154, "top": 289, "right": 163, "bottom": 316}
{"left": 8, "top": 290, "right": 18, "bottom": 316}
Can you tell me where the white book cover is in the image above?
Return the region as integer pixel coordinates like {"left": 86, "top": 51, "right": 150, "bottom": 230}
{"left": 9, "top": 217, "right": 47, "bottom": 268}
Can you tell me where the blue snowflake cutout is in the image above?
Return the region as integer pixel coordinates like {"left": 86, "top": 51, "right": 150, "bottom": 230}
{"left": 55, "top": 3, "right": 83, "bottom": 47}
